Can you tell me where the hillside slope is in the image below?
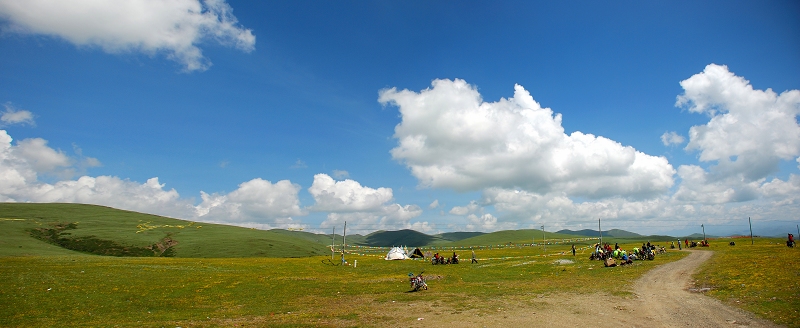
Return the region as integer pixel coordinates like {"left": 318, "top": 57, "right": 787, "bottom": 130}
{"left": 445, "top": 229, "right": 581, "bottom": 246}
{"left": 0, "top": 203, "right": 330, "bottom": 258}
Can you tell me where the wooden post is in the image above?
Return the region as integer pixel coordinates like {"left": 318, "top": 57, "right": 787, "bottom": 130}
{"left": 702, "top": 224, "right": 706, "bottom": 241}
{"left": 749, "top": 217, "right": 754, "bottom": 245}
{"left": 341, "top": 221, "right": 347, "bottom": 265}
{"left": 541, "top": 225, "right": 546, "bottom": 253}
{"left": 598, "top": 218, "right": 602, "bottom": 246}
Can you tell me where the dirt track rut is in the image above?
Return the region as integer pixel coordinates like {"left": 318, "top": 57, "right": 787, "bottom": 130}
{"left": 630, "top": 250, "right": 780, "bottom": 328}
{"left": 400, "top": 250, "right": 782, "bottom": 328}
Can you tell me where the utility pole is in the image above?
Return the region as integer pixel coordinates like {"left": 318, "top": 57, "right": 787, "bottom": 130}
{"left": 341, "top": 221, "right": 347, "bottom": 265}
{"left": 598, "top": 218, "right": 602, "bottom": 246}
{"left": 541, "top": 225, "right": 546, "bottom": 253}
{"left": 749, "top": 217, "right": 754, "bottom": 245}
{"left": 701, "top": 224, "right": 706, "bottom": 241}
{"left": 331, "top": 227, "right": 336, "bottom": 260}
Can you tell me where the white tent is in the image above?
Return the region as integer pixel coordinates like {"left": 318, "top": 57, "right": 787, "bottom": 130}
{"left": 384, "top": 246, "right": 410, "bottom": 260}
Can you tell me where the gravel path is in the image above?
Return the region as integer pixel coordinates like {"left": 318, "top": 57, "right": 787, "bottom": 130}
{"left": 400, "top": 250, "right": 782, "bottom": 328}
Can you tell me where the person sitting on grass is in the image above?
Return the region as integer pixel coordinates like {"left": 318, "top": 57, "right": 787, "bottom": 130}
{"left": 620, "top": 252, "right": 633, "bottom": 265}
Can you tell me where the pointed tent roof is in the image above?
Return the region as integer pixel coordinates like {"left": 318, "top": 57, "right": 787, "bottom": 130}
{"left": 409, "top": 247, "right": 424, "bottom": 258}
{"left": 384, "top": 246, "right": 410, "bottom": 260}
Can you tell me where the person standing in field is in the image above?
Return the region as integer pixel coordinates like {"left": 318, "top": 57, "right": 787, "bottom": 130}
{"left": 471, "top": 248, "right": 478, "bottom": 264}
{"left": 678, "top": 239, "right": 682, "bottom": 250}
{"left": 571, "top": 244, "right": 576, "bottom": 256}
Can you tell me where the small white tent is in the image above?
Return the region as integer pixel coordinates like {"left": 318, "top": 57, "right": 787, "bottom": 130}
{"left": 384, "top": 246, "right": 410, "bottom": 260}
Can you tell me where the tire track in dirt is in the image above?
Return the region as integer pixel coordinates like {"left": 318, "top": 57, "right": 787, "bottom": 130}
{"left": 396, "top": 250, "right": 783, "bottom": 328}
{"left": 633, "top": 250, "right": 781, "bottom": 328}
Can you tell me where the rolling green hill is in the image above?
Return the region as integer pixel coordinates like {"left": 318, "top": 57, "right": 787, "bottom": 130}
{"left": 361, "top": 229, "right": 444, "bottom": 247}
{"left": 557, "top": 228, "right": 646, "bottom": 238}
{"left": 3, "top": 203, "right": 676, "bottom": 258}
{"left": 0, "top": 203, "right": 330, "bottom": 258}
{"left": 442, "top": 229, "right": 581, "bottom": 246}
{"left": 436, "top": 231, "right": 485, "bottom": 242}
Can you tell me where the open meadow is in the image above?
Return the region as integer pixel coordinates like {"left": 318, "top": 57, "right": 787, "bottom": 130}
{"left": 1, "top": 203, "right": 798, "bottom": 327}
{"left": 0, "top": 242, "right": 674, "bottom": 327}
{"left": 1, "top": 240, "right": 797, "bottom": 327}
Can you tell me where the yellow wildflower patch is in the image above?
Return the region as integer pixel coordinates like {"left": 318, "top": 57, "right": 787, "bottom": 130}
{"left": 135, "top": 221, "right": 196, "bottom": 233}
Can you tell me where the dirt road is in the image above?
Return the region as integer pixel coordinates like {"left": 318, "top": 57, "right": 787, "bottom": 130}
{"left": 400, "top": 250, "right": 782, "bottom": 327}
{"left": 628, "top": 250, "right": 780, "bottom": 328}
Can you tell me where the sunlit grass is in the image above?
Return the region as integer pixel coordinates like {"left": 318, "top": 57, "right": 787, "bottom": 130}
{"left": 693, "top": 238, "right": 800, "bottom": 327}
{"left": 0, "top": 242, "right": 685, "bottom": 327}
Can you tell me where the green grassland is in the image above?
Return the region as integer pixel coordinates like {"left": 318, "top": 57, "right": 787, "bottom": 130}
{"left": 1, "top": 243, "right": 684, "bottom": 327}
{"left": 0, "top": 203, "right": 606, "bottom": 258}
{"left": 0, "top": 203, "right": 331, "bottom": 258}
{"left": 693, "top": 239, "right": 800, "bottom": 327}
{"left": 1, "top": 203, "right": 798, "bottom": 327}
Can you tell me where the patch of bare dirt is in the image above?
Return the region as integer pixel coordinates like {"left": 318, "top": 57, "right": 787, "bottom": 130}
{"left": 390, "top": 250, "right": 783, "bottom": 327}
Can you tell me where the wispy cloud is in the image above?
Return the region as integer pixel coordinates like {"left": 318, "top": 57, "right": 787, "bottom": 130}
{"left": 1, "top": 103, "right": 35, "bottom": 126}
{"left": 332, "top": 169, "right": 349, "bottom": 179}
{"left": 660, "top": 131, "right": 685, "bottom": 146}
{"left": 290, "top": 159, "right": 307, "bottom": 169}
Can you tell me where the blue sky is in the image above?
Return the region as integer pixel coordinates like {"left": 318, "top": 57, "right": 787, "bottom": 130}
{"left": 1, "top": 0, "right": 799, "bottom": 237}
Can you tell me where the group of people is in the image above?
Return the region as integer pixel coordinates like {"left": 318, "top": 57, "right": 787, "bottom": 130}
{"left": 430, "top": 249, "right": 480, "bottom": 265}
{"left": 684, "top": 239, "right": 709, "bottom": 248}
{"left": 431, "top": 252, "right": 459, "bottom": 264}
{"left": 591, "top": 242, "right": 662, "bottom": 266}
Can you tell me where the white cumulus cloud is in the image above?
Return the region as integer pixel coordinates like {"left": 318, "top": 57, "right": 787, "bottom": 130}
{"left": 12, "top": 137, "right": 70, "bottom": 173}
{"left": 0, "top": 0, "right": 255, "bottom": 71}
{"left": 308, "top": 173, "right": 393, "bottom": 212}
{"left": 379, "top": 79, "right": 675, "bottom": 199}
{"left": 460, "top": 65, "right": 800, "bottom": 234}
{"left": 670, "top": 64, "right": 800, "bottom": 206}
{"left": 677, "top": 64, "right": 800, "bottom": 181}
{"left": 0, "top": 129, "right": 306, "bottom": 229}
{"left": 196, "top": 178, "right": 305, "bottom": 223}
{"left": 449, "top": 201, "right": 480, "bottom": 216}
{"left": 309, "top": 173, "right": 428, "bottom": 232}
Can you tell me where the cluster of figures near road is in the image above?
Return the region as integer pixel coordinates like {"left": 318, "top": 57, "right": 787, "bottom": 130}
{"left": 590, "top": 242, "right": 668, "bottom": 267}
{"left": 430, "top": 252, "right": 460, "bottom": 265}
{"left": 410, "top": 234, "right": 797, "bottom": 291}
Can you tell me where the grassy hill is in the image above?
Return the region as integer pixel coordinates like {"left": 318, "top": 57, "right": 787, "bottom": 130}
{"left": 361, "top": 229, "right": 444, "bottom": 247}
{"left": 0, "top": 203, "right": 330, "bottom": 258}
{"left": 436, "top": 231, "right": 486, "bottom": 242}
{"left": 2, "top": 203, "right": 682, "bottom": 258}
{"left": 441, "top": 229, "right": 581, "bottom": 246}
{"left": 557, "top": 228, "right": 646, "bottom": 238}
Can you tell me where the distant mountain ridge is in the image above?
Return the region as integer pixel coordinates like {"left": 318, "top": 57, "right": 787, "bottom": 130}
{"left": 362, "top": 229, "right": 440, "bottom": 247}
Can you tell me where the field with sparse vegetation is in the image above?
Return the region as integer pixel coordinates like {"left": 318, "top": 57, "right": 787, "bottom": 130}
{"left": 1, "top": 203, "right": 798, "bottom": 327}
{"left": 0, "top": 244, "right": 684, "bottom": 327}
{"left": 693, "top": 239, "right": 800, "bottom": 327}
